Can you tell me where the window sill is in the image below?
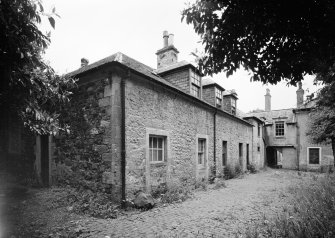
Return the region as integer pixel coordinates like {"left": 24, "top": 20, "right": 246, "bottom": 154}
{"left": 150, "top": 161, "right": 167, "bottom": 166}
{"left": 274, "top": 136, "right": 285, "bottom": 139}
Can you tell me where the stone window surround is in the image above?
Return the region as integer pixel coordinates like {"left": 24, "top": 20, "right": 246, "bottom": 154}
{"left": 195, "top": 134, "right": 208, "bottom": 169}
{"left": 307, "top": 147, "right": 322, "bottom": 165}
{"left": 274, "top": 121, "right": 285, "bottom": 137}
{"left": 146, "top": 128, "right": 170, "bottom": 165}
{"left": 149, "top": 136, "right": 166, "bottom": 162}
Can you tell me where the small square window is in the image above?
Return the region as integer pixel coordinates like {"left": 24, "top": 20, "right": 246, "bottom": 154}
{"left": 308, "top": 147, "right": 320, "bottom": 165}
{"left": 198, "top": 139, "right": 206, "bottom": 165}
{"left": 275, "top": 121, "right": 284, "bottom": 137}
{"left": 149, "top": 136, "right": 166, "bottom": 162}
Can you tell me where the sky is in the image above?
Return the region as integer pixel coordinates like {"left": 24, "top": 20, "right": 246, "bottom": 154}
{"left": 42, "top": 0, "right": 321, "bottom": 113}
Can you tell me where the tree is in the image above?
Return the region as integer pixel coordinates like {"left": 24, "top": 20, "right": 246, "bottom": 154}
{"left": 307, "top": 107, "right": 335, "bottom": 163}
{"left": 0, "top": 0, "right": 76, "bottom": 135}
{"left": 182, "top": 0, "right": 335, "bottom": 85}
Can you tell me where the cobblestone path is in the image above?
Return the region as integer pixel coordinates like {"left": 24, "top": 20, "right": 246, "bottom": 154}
{"left": 78, "top": 169, "right": 302, "bottom": 238}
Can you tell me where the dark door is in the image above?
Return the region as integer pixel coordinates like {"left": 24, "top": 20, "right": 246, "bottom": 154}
{"left": 239, "top": 143, "right": 243, "bottom": 167}
{"left": 222, "top": 141, "right": 227, "bottom": 166}
{"left": 266, "top": 147, "right": 276, "bottom": 167}
{"left": 41, "top": 135, "right": 49, "bottom": 186}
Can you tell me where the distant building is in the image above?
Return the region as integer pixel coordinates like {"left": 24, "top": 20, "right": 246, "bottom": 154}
{"left": 247, "top": 82, "right": 334, "bottom": 171}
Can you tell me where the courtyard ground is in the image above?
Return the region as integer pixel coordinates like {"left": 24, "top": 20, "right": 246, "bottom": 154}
{"left": 2, "top": 168, "right": 324, "bottom": 237}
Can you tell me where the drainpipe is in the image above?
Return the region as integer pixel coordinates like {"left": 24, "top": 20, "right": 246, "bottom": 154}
{"left": 213, "top": 109, "right": 217, "bottom": 177}
{"left": 120, "top": 71, "right": 127, "bottom": 207}
{"left": 295, "top": 112, "right": 300, "bottom": 171}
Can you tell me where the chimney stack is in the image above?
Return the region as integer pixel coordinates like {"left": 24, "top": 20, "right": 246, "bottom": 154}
{"left": 265, "top": 88, "right": 271, "bottom": 111}
{"left": 168, "top": 33, "right": 174, "bottom": 46}
{"left": 156, "top": 31, "right": 179, "bottom": 69}
{"left": 81, "top": 58, "right": 89, "bottom": 67}
{"left": 296, "top": 81, "right": 304, "bottom": 108}
{"left": 163, "top": 30, "right": 169, "bottom": 47}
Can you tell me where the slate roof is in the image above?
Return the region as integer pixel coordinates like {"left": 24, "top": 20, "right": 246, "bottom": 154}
{"left": 154, "top": 60, "right": 193, "bottom": 74}
{"left": 68, "top": 52, "right": 181, "bottom": 90}
{"left": 68, "top": 52, "right": 252, "bottom": 126}
{"left": 246, "top": 108, "right": 296, "bottom": 124}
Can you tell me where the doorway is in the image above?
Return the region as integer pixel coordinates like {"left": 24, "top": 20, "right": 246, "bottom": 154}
{"left": 40, "top": 135, "right": 50, "bottom": 186}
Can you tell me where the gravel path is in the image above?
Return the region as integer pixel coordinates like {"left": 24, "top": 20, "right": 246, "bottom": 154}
{"left": 77, "top": 169, "right": 306, "bottom": 237}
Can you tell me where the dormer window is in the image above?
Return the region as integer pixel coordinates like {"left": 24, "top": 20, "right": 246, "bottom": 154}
{"left": 231, "top": 98, "right": 236, "bottom": 115}
{"left": 191, "top": 70, "right": 201, "bottom": 98}
{"left": 216, "top": 88, "right": 222, "bottom": 108}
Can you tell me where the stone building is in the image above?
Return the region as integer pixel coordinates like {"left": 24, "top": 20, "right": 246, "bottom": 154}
{"left": 247, "top": 82, "right": 334, "bottom": 171}
{"left": 48, "top": 31, "right": 265, "bottom": 201}
{"left": 2, "top": 31, "right": 331, "bottom": 203}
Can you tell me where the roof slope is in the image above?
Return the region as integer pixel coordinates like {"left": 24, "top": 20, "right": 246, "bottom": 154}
{"left": 246, "top": 108, "right": 295, "bottom": 123}
{"left": 67, "top": 52, "right": 252, "bottom": 126}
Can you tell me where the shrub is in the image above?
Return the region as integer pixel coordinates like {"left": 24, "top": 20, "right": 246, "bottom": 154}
{"left": 151, "top": 179, "right": 193, "bottom": 204}
{"left": 234, "top": 164, "right": 242, "bottom": 175}
{"left": 194, "top": 178, "right": 208, "bottom": 191}
{"left": 224, "top": 165, "right": 235, "bottom": 179}
{"left": 245, "top": 175, "right": 335, "bottom": 238}
{"left": 213, "top": 179, "right": 226, "bottom": 189}
{"left": 247, "top": 163, "right": 258, "bottom": 174}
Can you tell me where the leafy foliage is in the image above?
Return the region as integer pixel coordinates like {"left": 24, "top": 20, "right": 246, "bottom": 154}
{"left": 0, "top": 0, "right": 76, "bottom": 135}
{"left": 182, "top": 0, "right": 335, "bottom": 85}
{"left": 246, "top": 174, "right": 335, "bottom": 238}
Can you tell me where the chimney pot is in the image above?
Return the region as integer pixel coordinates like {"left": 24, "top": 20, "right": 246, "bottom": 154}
{"left": 81, "top": 58, "right": 89, "bottom": 67}
{"left": 168, "top": 33, "right": 174, "bottom": 46}
{"left": 265, "top": 88, "right": 271, "bottom": 111}
{"left": 163, "top": 31, "right": 169, "bottom": 47}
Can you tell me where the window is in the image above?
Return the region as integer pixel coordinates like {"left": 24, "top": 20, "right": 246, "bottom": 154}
{"left": 198, "top": 139, "right": 206, "bottom": 165}
{"left": 149, "top": 136, "right": 165, "bottom": 162}
{"left": 275, "top": 121, "right": 285, "bottom": 137}
{"left": 216, "top": 88, "right": 222, "bottom": 108}
{"left": 231, "top": 98, "right": 236, "bottom": 115}
{"left": 257, "top": 146, "right": 260, "bottom": 152}
{"left": 257, "top": 124, "right": 261, "bottom": 137}
{"left": 191, "top": 70, "right": 201, "bottom": 98}
{"left": 308, "top": 147, "right": 321, "bottom": 165}
{"left": 222, "top": 141, "right": 227, "bottom": 166}
{"left": 191, "top": 84, "right": 200, "bottom": 98}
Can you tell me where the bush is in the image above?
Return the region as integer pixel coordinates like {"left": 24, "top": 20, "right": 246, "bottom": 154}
{"left": 247, "top": 163, "right": 258, "bottom": 174}
{"left": 224, "top": 164, "right": 243, "bottom": 179}
{"left": 151, "top": 179, "right": 193, "bottom": 204}
{"left": 194, "top": 178, "right": 208, "bottom": 191}
{"left": 246, "top": 175, "right": 335, "bottom": 238}
{"left": 213, "top": 179, "right": 226, "bottom": 189}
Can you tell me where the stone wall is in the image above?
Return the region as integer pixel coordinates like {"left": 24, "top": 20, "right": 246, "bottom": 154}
{"left": 215, "top": 113, "right": 253, "bottom": 173}
{"left": 125, "top": 73, "right": 214, "bottom": 195}
{"left": 55, "top": 67, "right": 123, "bottom": 201}
{"left": 296, "top": 111, "right": 334, "bottom": 171}
{"left": 202, "top": 86, "right": 215, "bottom": 106}
{"left": 125, "top": 72, "right": 253, "bottom": 196}
{"left": 244, "top": 119, "right": 265, "bottom": 169}
{"left": 160, "top": 68, "right": 190, "bottom": 94}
